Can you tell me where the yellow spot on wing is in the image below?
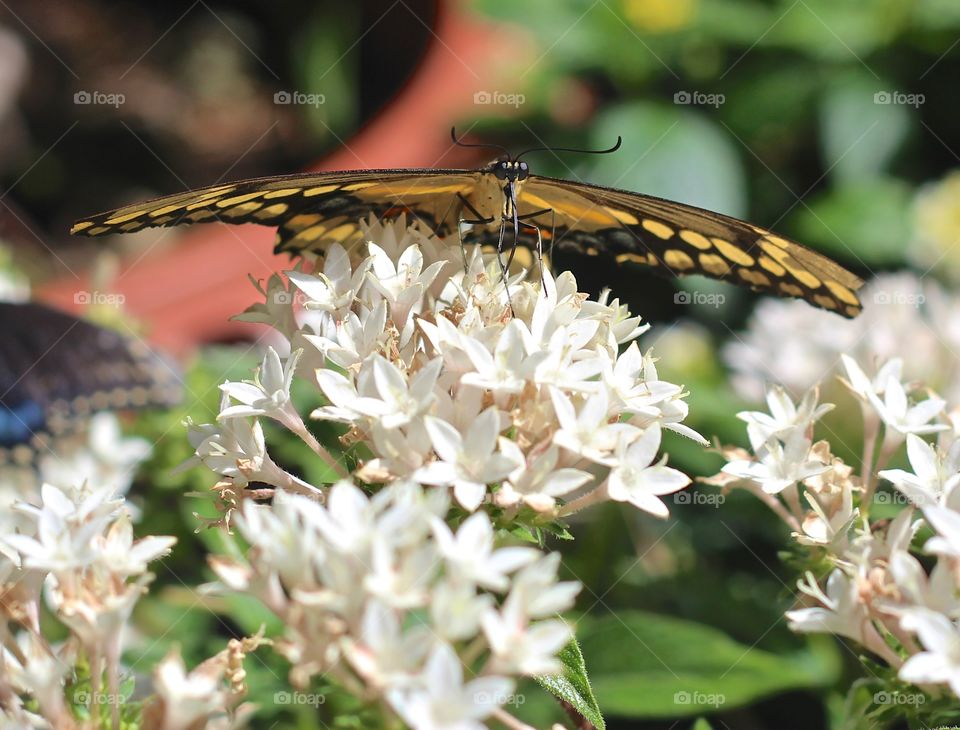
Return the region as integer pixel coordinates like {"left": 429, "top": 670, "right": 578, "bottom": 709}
{"left": 326, "top": 223, "right": 356, "bottom": 241}
{"left": 712, "top": 238, "right": 754, "bottom": 266}
{"left": 825, "top": 280, "right": 859, "bottom": 306}
{"left": 343, "top": 182, "right": 376, "bottom": 191}
{"left": 813, "top": 295, "right": 838, "bottom": 310}
{"left": 779, "top": 282, "right": 804, "bottom": 297}
{"left": 222, "top": 201, "right": 263, "bottom": 217}
{"left": 615, "top": 253, "right": 648, "bottom": 265}
{"left": 303, "top": 184, "right": 340, "bottom": 196}
{"left": 603, "top": 206, "right": 639, "bottom": 225}
{"left": 263, "top": 188, "right": 302, "bottom": 199}
{"left": 664, "top": 249, "right": 694, "bottom": 270}
{"left": 642, "top": 219, "right": 674, "bottom": 240}
{"left": 287, "top": 214, "right": 324, "bottom": 230}
{"left": 105, "top": 210, "right": 147, "bottom": 225}
{"left": 292, "top": 225, "right": 329, "bottom": 243}
{"left": 255, "top": 203, "right": 289, "bottom": 219}
{"left": 216, "top": 192, "right": 264, "bottom": 208}
{"left": 182, "top": 187, "right": 238, "bottom": 210}
{"left": 698, "top": 253, "right": 731, "bottom": 276}
{"left": 738, "top": 269, "right": 771, "bottom": 287}
{"left": 72, "top": 221, "right": 94, "bottom": 233}
{"left": 758, "top": 255, "right": 786, "bottom": 276}
{"left": 149, "top": 203, "right": 186, "bottom": 218}
{"left": 679, "top": 229, "right": 711, "bottom": 250}
{"left": 762, "top": 235, "right": 791, "bottom": 249}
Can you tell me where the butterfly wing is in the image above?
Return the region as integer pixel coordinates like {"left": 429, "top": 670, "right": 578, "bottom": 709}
{"left": 518, "top": 176, "right": 864, "bottom": 317}
{"left": 0, "top": 303, "right": 181, "bottom": 459}
{"left": 71, "top": 170, "right": 480, "bottom": 256}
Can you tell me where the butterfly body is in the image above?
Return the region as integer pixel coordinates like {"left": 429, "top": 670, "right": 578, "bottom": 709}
{"left": 72, "top": 156, "right": 864, "bottom": 316}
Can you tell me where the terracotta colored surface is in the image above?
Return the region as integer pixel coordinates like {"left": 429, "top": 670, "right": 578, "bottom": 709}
{"left": 37, "top": 2, "right": 517, "bottom": 355}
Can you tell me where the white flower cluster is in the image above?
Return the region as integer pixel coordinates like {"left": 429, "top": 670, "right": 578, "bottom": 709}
{"left": 183, "top": 216, "right": 701, "bottom": 728}
{"left": 194, "top": 216, "right": 699, "bottom": 520}
{"left": 0, "top": 413, "right": 152, "bottom": 506}
{"left": 212, "top": 481, "right": 580, "bottom": 728}
{"left": 708, "top": 345, "right": 960, "bottom": 703}
{"left": 725, "top": 273, "right": 960, "bottom": 404}
{"left": 0, "top": 483, "right": 182, "bottom": 727}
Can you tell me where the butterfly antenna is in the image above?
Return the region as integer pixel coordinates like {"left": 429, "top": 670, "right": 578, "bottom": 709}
{"left": 450, "top": 127, "right": 511, "bottom": 159}
{"left": 515, "top": 136, "right": 623, "bottom": 160}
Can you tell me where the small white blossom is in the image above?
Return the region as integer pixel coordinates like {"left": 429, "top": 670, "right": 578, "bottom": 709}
{"left": 417, "top": 408, "right": 519, "bottom": 511}
{"left": 387, "top": 642, "right": 514, "bottom": 730}
{"left": 879, "top": 434, "right": 960, "bottom": 508}
{"left": 154, "top": 649, "right": 227, "bottom": 730}
{"left": 345, "top": 600, "right": 431, "bottom": 687}
{"left": 737, "top": 386, "right": 832, "bottom": 444}
{"left": 551, "top": 388, "right": 633, "bottom": 466}
{"left": 432, "top": 512, "right": 538, "bottom": 592}
{"left": 287, "top": 243, "right": 369, "bottom": 315}
{"left": 922, "top": 504, "right": 960, "bottom": 558}
{"left": 787, "top": 570, "right": 867, "bottom": 642}
{"left": 606, "top": 425, "right": 691, "bottom": 517}
{"left": 219, "top": 346, "right": 301, "bottom": 424}
{"left": 722, "top": 430, "right": 827, "bottom": 494}
{"left": 899, "top": 610, "right": 960, "bottom": 696}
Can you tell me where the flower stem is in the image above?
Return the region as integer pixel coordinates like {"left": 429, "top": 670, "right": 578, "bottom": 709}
{"left": 491, "top": 708, "right": 536, "bottom": 730}
{"left": 558, "top": 484, "right": 608, "bottom": 517}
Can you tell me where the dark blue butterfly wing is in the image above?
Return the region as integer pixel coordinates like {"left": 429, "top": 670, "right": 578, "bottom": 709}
{"left": 0, "top": 302, "right": 181, "bottom": 458}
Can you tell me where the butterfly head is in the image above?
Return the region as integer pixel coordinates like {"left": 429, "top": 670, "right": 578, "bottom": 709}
{"left": 489, "top": 159, "right": 529, "bottom": 183}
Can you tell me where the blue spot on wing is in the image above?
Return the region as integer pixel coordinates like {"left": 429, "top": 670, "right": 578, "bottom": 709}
{"left": 0, "top": 400, "right": 45, "bottom": 448}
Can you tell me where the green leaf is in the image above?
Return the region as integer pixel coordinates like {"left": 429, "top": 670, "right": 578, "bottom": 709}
{"left": 692, "top": 719, "right": 716, "bottom": 730}
{"left": 577, "top": 611, "right": 841, "bottom": 718}
{"left": 536, "top": 637, "right": 606, "bottom": 730}
{"left": 819, "top": 73, "right": 912, "bottom": 184}
{"left": 589, "top": 102, "right": 748, "bottom": 220}
{"left": 791, "top": 177, "right": 913, "bottom": 265}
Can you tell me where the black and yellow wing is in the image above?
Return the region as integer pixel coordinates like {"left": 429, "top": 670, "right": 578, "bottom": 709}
{"left": 0, "top": 302, "right": 180, "bottom": 462}
{"left": 72, "top": 166, "right": 863, "bottom": 316}
{"left": 518, "top": 176, "right": 864, "bottom": 317}
{"left": 71, "top": 169, "right": 479, "bottom": 255}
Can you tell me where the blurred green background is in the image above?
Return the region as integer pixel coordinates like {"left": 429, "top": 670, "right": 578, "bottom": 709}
{"left": 2, "top": 0, "right": 959, "bottom": 728}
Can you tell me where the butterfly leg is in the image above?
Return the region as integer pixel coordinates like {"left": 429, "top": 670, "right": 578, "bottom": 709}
{"left": 517, "top": 207, "right": 553, "bottom": 290}
{"left": 518, "top": 219, "right": 547, "bottom": 291}
{"left": 456, "top": 193, "right": 494, "bottom": 272}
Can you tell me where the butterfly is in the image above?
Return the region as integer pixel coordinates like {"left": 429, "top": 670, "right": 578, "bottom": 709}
{"left": 71, "top": 130, "right": 863, "bottom": 317}
{"left": 0, "top": 302, "right": 181, "bottom": 464}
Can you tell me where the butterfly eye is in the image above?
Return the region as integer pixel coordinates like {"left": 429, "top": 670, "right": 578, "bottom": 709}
{"left": 517, "top": 161, "right": 529, "bottom": 179}
{"left": 493, "top": 162, "right": 508, "bottom": 180}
